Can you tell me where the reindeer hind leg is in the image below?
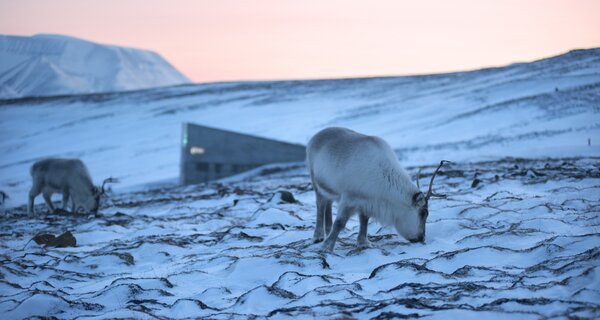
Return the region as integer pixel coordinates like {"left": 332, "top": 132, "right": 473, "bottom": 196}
{"left": 62, "top": 191, "right": 70, "bottom": 210}
{"left": 28, "top": 186, "right": 42, "bottom": 215}
{"left": 313, "top": 190, "right": 328, "bottom": 243}
{"left": 322, "top": 203, "right": 355, "bottom": 252}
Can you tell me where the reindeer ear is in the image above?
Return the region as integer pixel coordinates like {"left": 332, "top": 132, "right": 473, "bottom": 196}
{"left": 412, "top": 192, "right": 426, "bottom": 207}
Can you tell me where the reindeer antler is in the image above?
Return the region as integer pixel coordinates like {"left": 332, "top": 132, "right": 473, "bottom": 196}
{"left": 416, "top": 168, "right": 422, "bottom": 189}
{"left": 425, "top": 160, "right": 452, "bottom": 201}
{"left": 101, "top": 177, "right": 120, "bottom": 195}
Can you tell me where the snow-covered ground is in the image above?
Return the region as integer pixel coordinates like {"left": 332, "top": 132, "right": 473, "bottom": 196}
{"left": 0, "top": 48, "right": 599, "bottom": 318}
{"left": 1, "top": 159, "right": 599, "bottom": 318}
{"left": 0, "top": 34, "right": 190, "bottom": 99}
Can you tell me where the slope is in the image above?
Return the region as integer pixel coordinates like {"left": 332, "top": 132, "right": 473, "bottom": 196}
{"left": 0, "top": 48, "right": 598, "bottom": 206}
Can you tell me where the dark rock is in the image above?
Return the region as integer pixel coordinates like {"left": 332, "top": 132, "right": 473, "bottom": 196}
{"left": 471, "top": 172, "right": 481, "bottom": 188}
{"left": 53, "top": 231, "right": 77, "bottom": 247}
{"left": 278, "top": 191, "right": 296, "bottom": 204}
{"left": 237, "top": 231, "right": 263, "bottom": 242}
{"left": 33, "top": 233, "right": 56, "bottom": 245}
{"left": 32, "top": 231, "right": 76, "bottom": 247}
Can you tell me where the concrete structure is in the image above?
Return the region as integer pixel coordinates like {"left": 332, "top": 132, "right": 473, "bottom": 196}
{"left": 180, "top": 122, "right": 306, "bottom": 184}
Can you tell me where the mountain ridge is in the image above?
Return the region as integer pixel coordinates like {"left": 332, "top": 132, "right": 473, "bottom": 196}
{"left": 0, "top": 34, "right": 191, "bottom": 99}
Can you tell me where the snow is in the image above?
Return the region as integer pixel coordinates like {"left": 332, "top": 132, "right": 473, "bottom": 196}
{"left": 0, "top": 48, "right": 599, "bottom": 318}
{"left": 0, "top": 34, "right": 190, "bottom": 99}
{"left": 1, "top": 159, "right": 599, "bottom": 318}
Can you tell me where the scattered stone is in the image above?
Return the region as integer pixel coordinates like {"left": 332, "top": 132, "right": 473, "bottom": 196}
{"left": 237, "top": 231, "right": 263, "bottom": 242}
{"left": 33, "top": 233, "right": 56, "bottom": 245}
{"left": 268, "top": 190, "right": 297, "bottom": 204}
{"left": 278, "top": 191, "right": 297, "bottom": 204}
{"left": 471, "top": 172, "right": 481, "bottom": 188}
{"left": 32, "top": 231, "right": 77, "bottom": 248}
{"left": 233, "top": 198, "right": 259, "bottom": 207}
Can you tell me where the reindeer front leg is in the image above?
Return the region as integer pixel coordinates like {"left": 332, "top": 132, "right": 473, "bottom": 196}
{"left": 28, "top": 190, "right": 40, "bottom": 215}
{"left": 357, "top": 212, "right": 371, "bottom": 247}
{"left": 322, "top": 204, "right": 354, "bottom": 252}
{"left": 42, "top": 192, "right": 55, "bottom": 212}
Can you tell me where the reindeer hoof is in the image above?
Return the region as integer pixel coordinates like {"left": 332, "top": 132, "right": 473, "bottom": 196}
{"left": 313, "top": 230, "right": 325, "bottom": 243}
{"left": 321, "top": 242, "right": 335, "bottom": 253}
{"left": 357, "top": 238, "right": 371, "bottom": 248}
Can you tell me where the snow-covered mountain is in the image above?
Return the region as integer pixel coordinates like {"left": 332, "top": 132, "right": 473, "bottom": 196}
{"left": 0, "top": 34, "right": 190, "bottom": 99}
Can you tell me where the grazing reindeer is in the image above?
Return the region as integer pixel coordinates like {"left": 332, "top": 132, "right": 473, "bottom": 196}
{"left": 0, "top": 191, "right": 8, "bottom": 212}
{"left": 307, "top": 127, "right": 449, "bottom": 252}
{"left": 0, "top": 191, "right": 8, "bottom": 205}
{"left": 28, "top": 158, "right": 118, "bottom": 214}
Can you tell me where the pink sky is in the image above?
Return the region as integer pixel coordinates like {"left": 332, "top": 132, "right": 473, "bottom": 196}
{"left": 1, "top": 0, "right": 599, "bottom": 83}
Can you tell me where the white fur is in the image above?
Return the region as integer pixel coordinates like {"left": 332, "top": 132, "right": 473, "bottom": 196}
{"left": 28, "top": 158, "right": 100, "bottom": 214}
{"left": 307, "top": 127, "right": 426, "bottom": 251}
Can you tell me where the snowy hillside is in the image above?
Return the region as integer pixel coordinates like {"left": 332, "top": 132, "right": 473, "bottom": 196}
{"left": 0, "top": 48, "right": 598, "bottom": 205}
{"left": 1, "top": 159, "right": 599, "bottom": 318}
{"left": 0, "top": 34, "right": 190, "bottom": 99}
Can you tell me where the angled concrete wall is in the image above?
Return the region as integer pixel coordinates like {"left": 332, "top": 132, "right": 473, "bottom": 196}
{"left": 180, "top": 123, "right": 306, "bottom": 185}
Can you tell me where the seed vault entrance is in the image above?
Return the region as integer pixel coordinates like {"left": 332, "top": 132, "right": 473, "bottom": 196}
{"left": 180, "top": 122, "right": 306, "bottom": 185}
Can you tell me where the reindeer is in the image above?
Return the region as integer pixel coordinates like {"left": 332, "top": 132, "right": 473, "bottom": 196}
{"left": 0, "top": 191, "right": 8, "bottom": 212}
{"left": 307, "top": 127, "right": 449, "bottom": 252}
{"left": 0, "top": 191, "right": 8, "bottom": 205}
{"left": 27, "top": 158, "right": 118, "bottom": 215}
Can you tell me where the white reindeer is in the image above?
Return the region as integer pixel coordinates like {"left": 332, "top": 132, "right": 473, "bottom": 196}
{"left": 28, "top": 158, "right": 117, "bottom": 215}
{"left": 307, "top": 127, "right": 448, "bottom": 252}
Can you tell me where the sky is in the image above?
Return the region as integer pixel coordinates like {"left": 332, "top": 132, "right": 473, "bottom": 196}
{"left": 1, "top": 0, "right": 599, "bottom": 83}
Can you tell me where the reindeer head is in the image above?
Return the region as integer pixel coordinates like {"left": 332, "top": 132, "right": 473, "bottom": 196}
{"left": 79, "top": 177, "right": 119, "bottom": 214}
{"left": 396, "top": 160, "right": 450, "bottom": 243}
